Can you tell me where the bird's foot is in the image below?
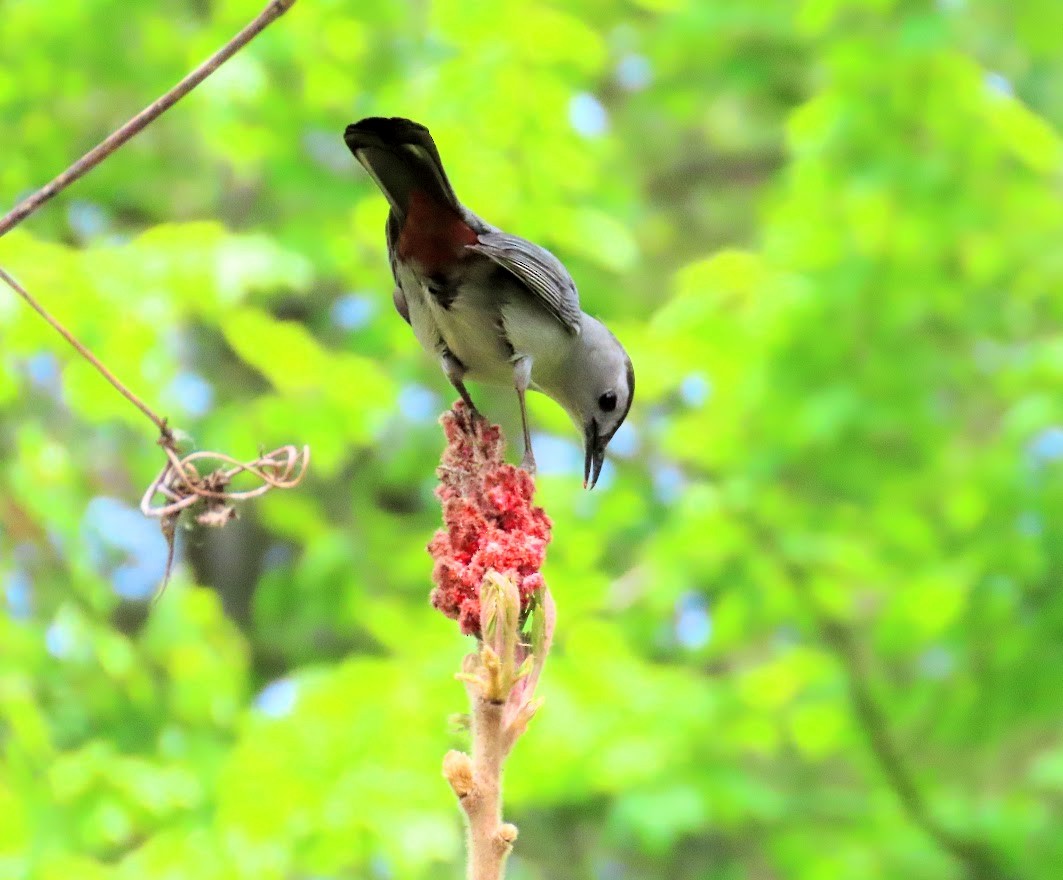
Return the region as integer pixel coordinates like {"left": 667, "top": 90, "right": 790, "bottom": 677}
{"left": 452, "top": 401, "right": 486, "bottom": 423}
{"left": 519, "top": 450, "right": 537, "bottom": 475}
{"left": 448, "top": 399, "right": 482, "bottom": 418}
{"left": 450, "top": 400, "right": 488, "bottom": 438}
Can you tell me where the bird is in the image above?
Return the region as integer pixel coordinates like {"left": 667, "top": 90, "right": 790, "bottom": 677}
{"left": 343, "top": 116, "right": 634, "bottom": 489}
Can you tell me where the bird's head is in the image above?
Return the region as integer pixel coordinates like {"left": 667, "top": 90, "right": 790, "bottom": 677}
{"left": 556, "top": 317, "right": 634, "bottom": 489}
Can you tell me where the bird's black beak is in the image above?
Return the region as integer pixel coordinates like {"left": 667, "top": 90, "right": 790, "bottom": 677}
{"left": 583, "top": 420, "right": 605, "bottom": 490}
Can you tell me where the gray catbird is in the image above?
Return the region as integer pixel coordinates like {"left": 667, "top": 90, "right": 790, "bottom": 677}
{"left": 344, "top": 116, "right": 633, "bottom": 488}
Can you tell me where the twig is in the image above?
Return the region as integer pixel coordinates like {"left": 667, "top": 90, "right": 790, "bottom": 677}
{"left": 0, "top": 0, "right": 298, "bottom": 440}
{"left": 0, "top": 0, "right": 309, "bottom": 590}
{"left": 0, "top": 0, "right": 298, "bottom": 238}
{"left": 0, "top": 267, "right": 170, "bottom": 438}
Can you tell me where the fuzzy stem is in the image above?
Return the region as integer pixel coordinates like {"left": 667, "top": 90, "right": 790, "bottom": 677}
{"left": 465, "top": 696, "right": 515, "bottom": 880}
{"left": 442, "top": 578, "right": 551, "bottom": 876}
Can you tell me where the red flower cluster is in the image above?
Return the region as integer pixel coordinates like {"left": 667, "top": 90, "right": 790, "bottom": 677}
{"left": 428, "top": 402, "right": 552, "bottom": 637}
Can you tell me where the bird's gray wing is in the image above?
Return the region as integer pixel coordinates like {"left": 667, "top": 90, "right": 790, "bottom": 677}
{"left": 466, "top": 231, "right": 582, "bottom": 336}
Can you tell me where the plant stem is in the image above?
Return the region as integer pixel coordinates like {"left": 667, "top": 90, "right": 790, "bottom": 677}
{"left": 466, "top": 697, "right": 512, "bottom": 880}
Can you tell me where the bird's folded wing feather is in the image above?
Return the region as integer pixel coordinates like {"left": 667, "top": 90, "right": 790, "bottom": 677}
{"left": 466, "top": 231, "right": 582, "bottom": 336}
{"left": 385, "top": 211, "right": 401, "bottom": 282}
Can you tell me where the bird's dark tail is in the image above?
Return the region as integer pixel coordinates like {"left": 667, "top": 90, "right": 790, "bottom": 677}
{"left": 343, "top": 117, "right": 461, "bottom": 220}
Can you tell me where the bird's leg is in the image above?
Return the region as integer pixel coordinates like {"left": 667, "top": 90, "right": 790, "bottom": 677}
{"left": 512, "top": 355, "right": 536, "bottom": 473}
{"left": 440, "top": 349, "right": 482, "bottom": 420}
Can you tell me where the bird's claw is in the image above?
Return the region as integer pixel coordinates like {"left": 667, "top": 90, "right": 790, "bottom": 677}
{"left": 457, "top": 405, "right": 486, "bottom": 424}
{"left": 451, "top": 400, "right": 488, "bottom": 434}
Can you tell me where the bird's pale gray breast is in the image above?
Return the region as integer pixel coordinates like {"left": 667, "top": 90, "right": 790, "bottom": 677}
{"left": 387, "top": 209, "right": 583, "bottom": 389}
{"left": 395, "top": 259, "right": 513, "bottom": 384}
{"left": 397, "top": 258, "right": 574, "bottom": 389}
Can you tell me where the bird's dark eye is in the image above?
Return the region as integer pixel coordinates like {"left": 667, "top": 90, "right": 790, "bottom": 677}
{"left": 598, "top": 391, "right": 618, "bottom": 412}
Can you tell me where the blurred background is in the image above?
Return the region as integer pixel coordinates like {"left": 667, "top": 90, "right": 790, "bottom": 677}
{"left": 2, "top": 0, "right": 1063, "bottom": 877}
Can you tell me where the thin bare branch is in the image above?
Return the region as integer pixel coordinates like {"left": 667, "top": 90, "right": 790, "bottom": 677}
{"left": 0, "top": 0, "right": 298, "bottom": 442}
{"left": 0, "top": 266, "right": 170, "bottom": 437}
{"left": 0, "top": 0, "right": 297, "bottom": 238}
{"left": 0, "top": 0, "right": 308, "bottom": 598}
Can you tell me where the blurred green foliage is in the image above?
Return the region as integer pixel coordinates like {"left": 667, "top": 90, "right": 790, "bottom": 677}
{"left": 2, "top": 0, "right": 1063, "bottom": 877}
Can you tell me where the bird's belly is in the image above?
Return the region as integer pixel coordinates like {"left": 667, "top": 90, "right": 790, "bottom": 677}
{"left": 397, "top": 265, "right": 572, "bottom": 390}
{"left": 435, "top": 301, "right": 514, "bottom": 383}
{"left": 401, "top": 278, "right": 513, "bottom": 385}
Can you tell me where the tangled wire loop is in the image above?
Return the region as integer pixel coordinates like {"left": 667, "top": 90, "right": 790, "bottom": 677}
{"left": 140, "top": 442, "right": 311, "bottom": 525}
